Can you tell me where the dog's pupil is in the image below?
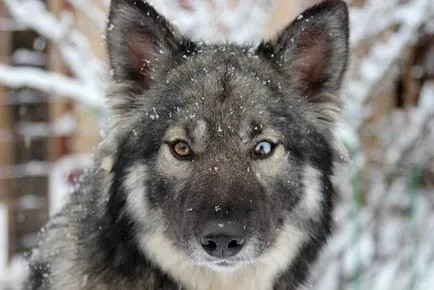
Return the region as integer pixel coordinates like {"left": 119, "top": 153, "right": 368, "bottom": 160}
{"left": 256, "top": 141, "right": 270, "bottom": 155}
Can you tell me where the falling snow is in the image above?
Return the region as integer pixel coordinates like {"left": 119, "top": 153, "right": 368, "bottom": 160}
{"left": 0, "top": 0, "right": 433, "bottom": 289}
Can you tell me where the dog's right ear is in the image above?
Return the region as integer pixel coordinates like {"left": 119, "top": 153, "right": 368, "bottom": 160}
{"left": 107, "top": 0, "right": 184, "bottom": 90}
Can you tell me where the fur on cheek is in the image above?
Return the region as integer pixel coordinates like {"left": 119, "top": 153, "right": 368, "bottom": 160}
{"left": 123, "top": 164, "right": 166, "bottom": 232}
{"left": 252, "top": 146, "right": 292, "bottom": 189}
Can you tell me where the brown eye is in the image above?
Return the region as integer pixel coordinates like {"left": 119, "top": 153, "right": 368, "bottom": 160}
{"left": 170, "top": 140, "right": 193, "bottom": 159}
{"left": 252, "top": 140, "right": 275, "bottom": 158}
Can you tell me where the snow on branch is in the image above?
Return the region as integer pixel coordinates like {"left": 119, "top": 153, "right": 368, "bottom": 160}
{"left": 0, "top": 64, "right": 105, "bottom": 112}
{"left": 2, "top": 0, "right": 106, "bottom": 113}
{"left": 67, "top": 0, "right": 107, "bottom": 29}
{"left": 385, "top": 86, "right": 434, "bottom": 180}
{"left": 1, "top": 0, "right": 274, "bottom": 115}
{"left": 349, "top": 0, "right": 401, "bottom": 47}
{"left": 344, "top": 0, "right": 434, "bottom": 130}
{"left": 2, "top": 0, "right": 68, "bottom": 40}
{"left": 149, "top": 0, "right": 272, "bottom": 44}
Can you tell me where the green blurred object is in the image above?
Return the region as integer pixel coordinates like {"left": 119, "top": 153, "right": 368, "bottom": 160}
{"left": 351, "top": 168, "right": 362, "bottom": 290}
{"left": 410, "top": 166, "right": 422, "bottom": 290}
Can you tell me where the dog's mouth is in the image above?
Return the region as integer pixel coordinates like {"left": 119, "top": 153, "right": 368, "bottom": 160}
{"left": 215, "top": 261, "right": 231, "bottom": 266}
{"left": 189, "top": 249, "right": 258, "bottom": 272}
{"left": 193, "top": 257, "right": 249, "bottom": 266}
{"left": 209, "top": 259, "right": 241, "bottom": 267}
{"left": 199, "top": 259, "right": 249, "bottom": 272}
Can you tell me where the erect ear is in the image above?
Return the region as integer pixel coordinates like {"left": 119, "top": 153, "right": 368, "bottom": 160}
{"left": 258, "top": 0, "right": 349, "bottom": 113}
{"left": 107, "top": 0, "right": 187, "bottom": 90}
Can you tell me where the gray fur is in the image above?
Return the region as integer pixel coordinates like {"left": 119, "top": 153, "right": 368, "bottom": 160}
{"left": 25, "top": 0, "right": 349, "bottom": 289}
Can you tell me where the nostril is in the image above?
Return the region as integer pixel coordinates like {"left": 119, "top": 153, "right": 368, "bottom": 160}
{"left": 228, "top": 238, "right": 245, "bottom": 249}
{"left": 201, "top": 238, "right": 217, "bottom": 250}
{"left": 200, "top": 235, "right": 246, "bottom": 258}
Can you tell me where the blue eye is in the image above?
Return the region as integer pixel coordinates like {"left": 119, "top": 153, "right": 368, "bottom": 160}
{"left": 252, "top": 140, "right": 275, "bottom": 158}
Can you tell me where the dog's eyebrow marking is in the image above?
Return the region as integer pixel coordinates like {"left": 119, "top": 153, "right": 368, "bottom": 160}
{"left": 164, "top": 126, "right": 188, "bottom": 141}
{"left": 249, "top": 121, "right": 281, "bottom": 141}
{"left": 249, "top": 121, "right": 263, "bottom": 139}
{"left": 189, "top": 119, "right": 209, "bottom": 151}
{"left": 255, "top": 128, "right": 283, "bottom": 144}
{"left": 193, "top": 119, "right": 207, "bottom": 143}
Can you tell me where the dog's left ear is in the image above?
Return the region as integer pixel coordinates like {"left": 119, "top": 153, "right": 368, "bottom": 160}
{"left": 258, "top": 0, "right": 349, "bottom": 102}
{"left": 107, "top": 0, "right": 186, "bottom": 90}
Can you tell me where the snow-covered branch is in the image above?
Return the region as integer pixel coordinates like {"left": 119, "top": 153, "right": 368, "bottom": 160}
{"left": 67, "top": 0, "right": 107, "bottom": 29}
{"left": 345, "top": 0, "right": 434, "bottom": 130}
{"left": 2, "top": 0, "right": 106, "bottom": 113}
{"left": 149, "top": 0, "right": 273, "bottom": 44}
{"left": 2, "top": 0, "right": 69, "bottom": 40}
{"left": 349, "top": 0, "right": 400, "bottom": 47}
{"left": 0, "top": 64, "right": 105, "bottom": 112}
{"left": 384, "top": 85, "right": 434, "bottom": 180}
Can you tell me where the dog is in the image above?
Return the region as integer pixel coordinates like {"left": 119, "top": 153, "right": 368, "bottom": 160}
{"left": 25, "top": 0, "right": 349, "bottom": 289}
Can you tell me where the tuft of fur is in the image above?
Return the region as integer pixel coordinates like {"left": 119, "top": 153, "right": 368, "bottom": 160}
{"left": 25, "top": 1, "right": 350, "bottom": 289}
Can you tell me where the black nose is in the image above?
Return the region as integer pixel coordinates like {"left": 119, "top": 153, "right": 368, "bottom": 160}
{"left": 199, "top": 221, "right": 246, "bottom": 258}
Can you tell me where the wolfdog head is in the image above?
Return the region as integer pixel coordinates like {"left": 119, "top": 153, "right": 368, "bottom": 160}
{"left": 104, "top": 0, "right": 348, "bottom": 282}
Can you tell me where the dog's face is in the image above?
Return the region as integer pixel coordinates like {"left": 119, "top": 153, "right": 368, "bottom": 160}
{"left": 106, "top": 0, "right": 348, "bottom": 273}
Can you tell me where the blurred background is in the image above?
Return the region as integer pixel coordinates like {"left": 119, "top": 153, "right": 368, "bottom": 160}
{"left": 0, "top": 0, "right": 433, "bottom": 289}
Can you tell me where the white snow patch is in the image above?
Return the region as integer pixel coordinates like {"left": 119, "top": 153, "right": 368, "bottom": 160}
{"left": 49, "top": 154, "right": 93, "bottom": 216}
{"left": 0, "top": 203, "right": 8, "bottom": 284}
